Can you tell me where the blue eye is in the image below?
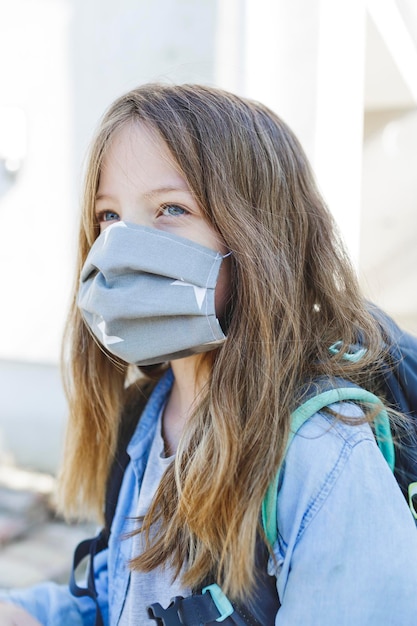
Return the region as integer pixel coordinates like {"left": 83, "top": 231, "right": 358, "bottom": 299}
{"left": 96, "top": 210, "right": 120, "bottom": 224}
{"left": 161, "top": 204, "right": 187, "bottom": 217}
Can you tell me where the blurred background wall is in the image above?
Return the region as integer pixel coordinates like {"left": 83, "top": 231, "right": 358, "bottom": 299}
{"left": 0, "top": 0, "right": 416, "bottom": 475}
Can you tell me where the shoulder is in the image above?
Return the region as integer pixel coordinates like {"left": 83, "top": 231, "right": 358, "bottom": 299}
{"left": 285, "top": 400, "right": 375, "bottom": 474}
{"left": 272, "top": 403, "right": 417, "bottom": 621}
{"left": 276, "top": 402, "right": 381, "bottom": 541}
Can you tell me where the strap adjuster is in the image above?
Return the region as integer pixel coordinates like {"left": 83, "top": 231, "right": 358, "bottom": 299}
{"left": 408, "top": 482, "right": 417, "bottom": 519}
{"left": 202, "top": 584, "right": 234, "bottom": 622}
{"left": 148, "top": 584, "right": 235, "bottom": 625}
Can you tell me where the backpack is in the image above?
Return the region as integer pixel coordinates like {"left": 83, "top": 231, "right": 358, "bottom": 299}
{"left": 372, "top": 307, "right": 417, "bottom": 511}
{"left": 70, "top": 308, "right": 417, "bottom": 625}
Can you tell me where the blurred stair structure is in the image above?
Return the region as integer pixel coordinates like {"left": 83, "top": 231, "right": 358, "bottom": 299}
{"left": 0, "top": 464, "right": 94, "bottom": 591}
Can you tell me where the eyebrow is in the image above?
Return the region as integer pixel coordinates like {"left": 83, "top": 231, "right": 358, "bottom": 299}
{"left": 142, "top": 185, "right": 191, "bottom": 199}
{"left": 95, "top": 185, "right": 191, "bottom": 202}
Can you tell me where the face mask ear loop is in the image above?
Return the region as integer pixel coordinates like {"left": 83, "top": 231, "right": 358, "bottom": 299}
{"left": 222, "top": 251, "right": 233, "bottom": 259}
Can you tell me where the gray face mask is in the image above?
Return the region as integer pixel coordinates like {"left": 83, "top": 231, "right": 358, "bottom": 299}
{"left": 78, "top": 222, "right": 228, "bottom": 366}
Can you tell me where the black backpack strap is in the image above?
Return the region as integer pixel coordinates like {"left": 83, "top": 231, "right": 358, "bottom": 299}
{"left": 68, "top": 377, "right": 157, "bottom": 622}
{"left": 372, "top": 304, "right": 417, "bottom": 419}
{"left": 103, "top": 378, "right": 158, "bottom": 541}
{"left": 148, "top": 584, "right": 263, "bottom": 626}
{"left": 158, "top": 535, "right": 280, "bottom": 626}
{"left": 371, "top": 306, "right": 417, "bottom": 501}
{"left": 69, "top": 531, "right": 108, "bottom": 626}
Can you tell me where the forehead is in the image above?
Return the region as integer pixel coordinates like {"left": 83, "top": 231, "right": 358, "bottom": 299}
{"left": 98, "top": 122, "right": 186, "bottom": 191}
{"left": 97, "top": 122, "right": 189, "bottom": 202}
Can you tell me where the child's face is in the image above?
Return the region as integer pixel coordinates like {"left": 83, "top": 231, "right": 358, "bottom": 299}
{"left": 95, "top": 122, "right": 230, "bottom": 318}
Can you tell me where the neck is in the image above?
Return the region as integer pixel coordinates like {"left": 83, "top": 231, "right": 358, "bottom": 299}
{"left": 162, "top": 354, "right": 210, "bottom": 456}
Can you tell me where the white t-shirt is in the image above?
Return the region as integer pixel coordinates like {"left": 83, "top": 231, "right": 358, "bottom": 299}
{"left": 119, "top": 411, "right": 189, "bottom": 624}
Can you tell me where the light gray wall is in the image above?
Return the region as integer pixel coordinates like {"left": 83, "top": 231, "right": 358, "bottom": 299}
{"left": 0, "top": 360, "right": 67, "bottom": 474}
{"left": 360, "top": 108, "right": 417, "bottom": 334}
{"left": 69, "top": 0, "right": 217, "bottom": 183}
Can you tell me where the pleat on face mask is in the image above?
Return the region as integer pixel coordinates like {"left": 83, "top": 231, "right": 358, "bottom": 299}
{"left": 78, "top": 222, "right": 227, "bottom": 365}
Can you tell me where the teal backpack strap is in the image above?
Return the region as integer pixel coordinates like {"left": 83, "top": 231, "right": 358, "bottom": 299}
{"left": 261, "top": 387, "right": 394, "bottom": 547}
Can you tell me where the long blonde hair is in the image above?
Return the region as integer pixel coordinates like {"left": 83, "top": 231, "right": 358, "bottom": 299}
{"left": 58, "top": 83, "right": 387, "bottom": 599}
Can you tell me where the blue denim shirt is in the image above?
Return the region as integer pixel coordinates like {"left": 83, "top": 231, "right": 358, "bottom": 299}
{"left": 2, "top": 369, "right": 417, "bottom": 625}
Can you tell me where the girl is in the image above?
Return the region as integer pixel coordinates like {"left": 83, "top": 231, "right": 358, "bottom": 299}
{"left": 1, "top": 83, "right": 417, "bottom": 625}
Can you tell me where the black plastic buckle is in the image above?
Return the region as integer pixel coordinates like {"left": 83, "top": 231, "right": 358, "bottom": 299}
{"left": 148, "top": 596, "right": 185, "bottom": 625}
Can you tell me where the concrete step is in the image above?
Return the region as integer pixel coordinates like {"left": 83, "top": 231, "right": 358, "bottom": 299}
{"left": 0, "top": 465, "right": 95, "bottom": 591}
